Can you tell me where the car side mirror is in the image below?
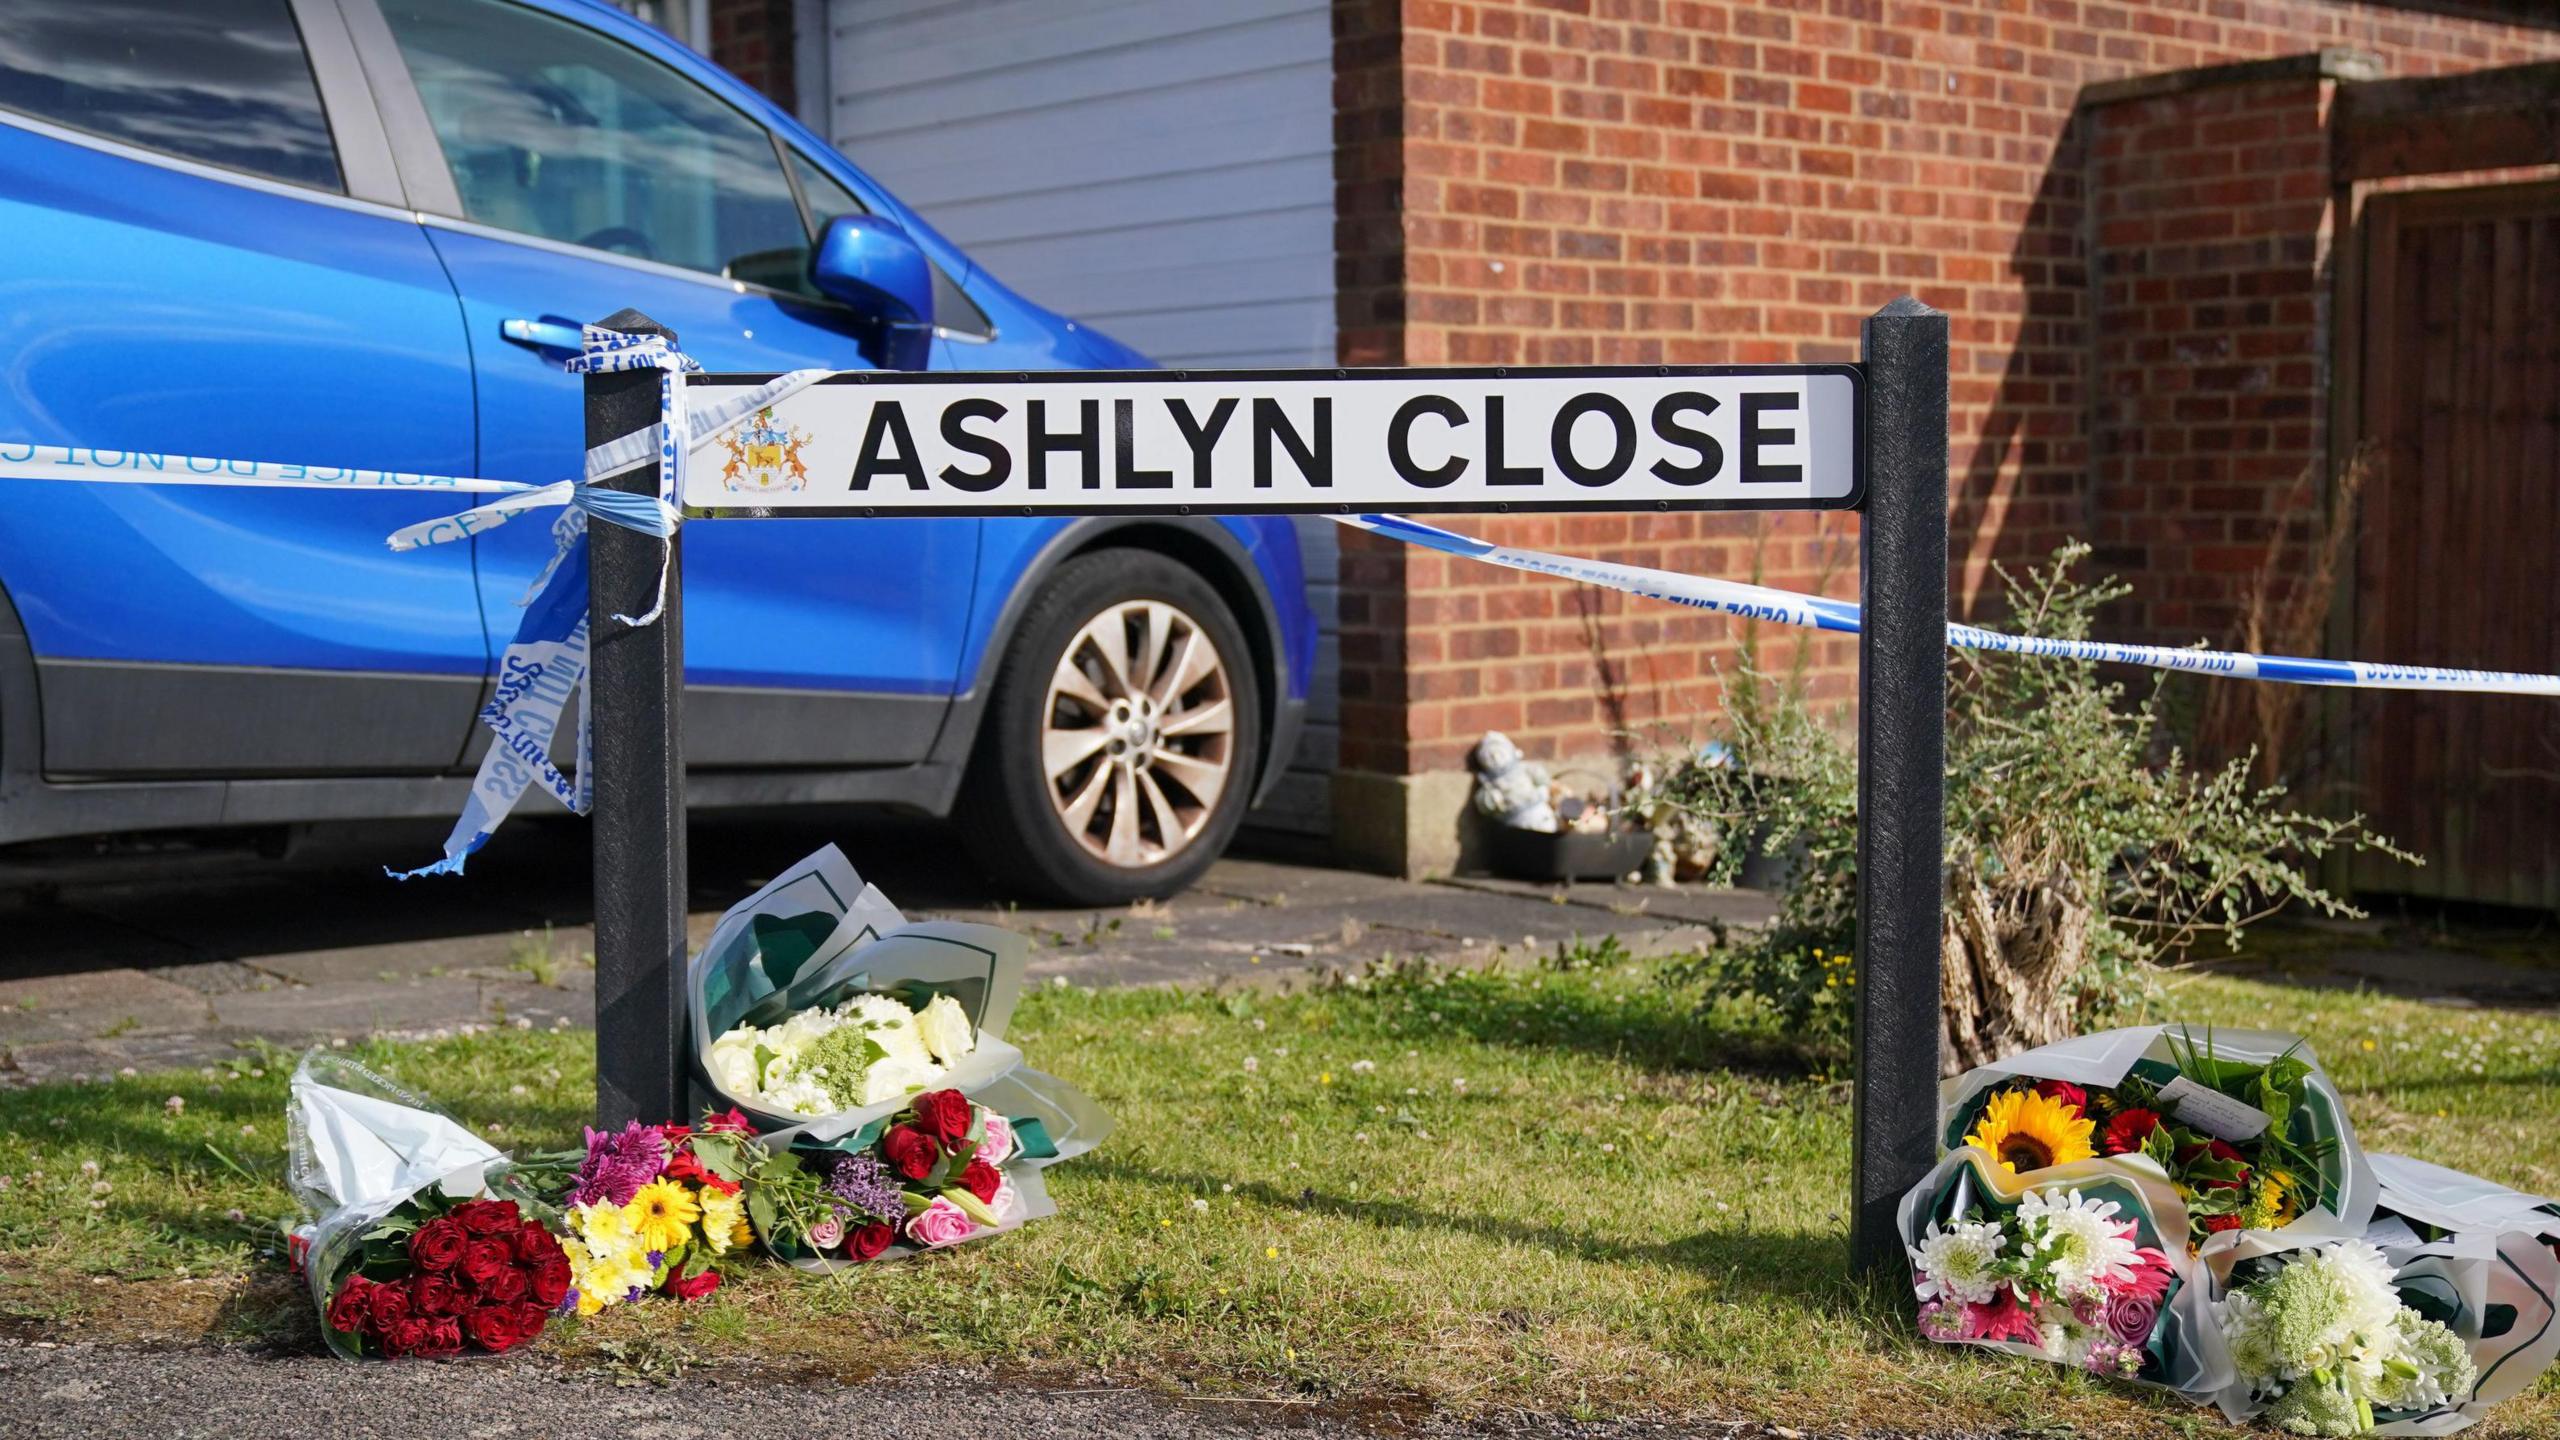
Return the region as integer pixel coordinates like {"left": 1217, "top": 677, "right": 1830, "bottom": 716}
{"left": 809, "top": 213, "right": 935, "bottom": 331}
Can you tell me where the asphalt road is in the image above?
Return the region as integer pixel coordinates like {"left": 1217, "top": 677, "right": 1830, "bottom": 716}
{"left": 0, "top": 1339, "right": 1854, "bottom": 1440}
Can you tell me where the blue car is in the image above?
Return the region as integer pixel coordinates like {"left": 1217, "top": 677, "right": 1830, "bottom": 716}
{"left": 0, "top": 0, "right": 1314, "bottom": 902}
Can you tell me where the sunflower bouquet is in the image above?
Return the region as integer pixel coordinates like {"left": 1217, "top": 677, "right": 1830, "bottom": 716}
{"left": 1942, "top": 1025, "right": 2375, "bottom": 1266}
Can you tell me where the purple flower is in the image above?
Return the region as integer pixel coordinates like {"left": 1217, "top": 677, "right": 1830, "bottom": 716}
{"left": 557, "top": 1287, "right": 581, "bottom": 1316}
{"left": 820, "top": 1152, "right": 905, "bottom": 1225}
{"left": 571, "top": 1120, "right": 669, "bottom": 1207}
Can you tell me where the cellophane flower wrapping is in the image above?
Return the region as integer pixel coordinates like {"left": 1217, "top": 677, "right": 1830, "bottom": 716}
{"left": 683, "top": 844, "right": 1111, "bottom": 1269}
{"left": 2328, "top": 1152, "right": 2560, "bottom": 1436}
{"left": 284, "top": 1050, "right": 560, "bottom": 1359}
{"left": 1897, "top": 1147, "right": 2236, "bottom": 1400}
{"left": 737, "top": 1088, "right": 1060, "bottom": 1270}
{"left": 2207, "top": 1229, "right": 2500, "bottom": 1437}
{"left": 1939, "top": 1025, "right": 2377, "bottom": 1277}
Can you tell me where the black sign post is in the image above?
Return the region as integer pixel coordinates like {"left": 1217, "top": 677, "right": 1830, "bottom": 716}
{"left": 580, "top": 298, "right": 1948, "bottom": 1268}
{"left": 1849, "top": 297, "right": 1950, "bottom": 1274}
{"left": 585, "top": 308, "right": 690, "bottom": 1130}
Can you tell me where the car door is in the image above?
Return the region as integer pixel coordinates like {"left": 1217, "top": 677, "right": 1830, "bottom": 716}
{"left": 0, "top": 0, "right": 485, "bottom": 778}
{"left": 356, "top": 0, "right": 977, "bottom": 769}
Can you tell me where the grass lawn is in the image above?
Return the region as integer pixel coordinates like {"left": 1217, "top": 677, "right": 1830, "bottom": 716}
{"left": 1, "top": 947, "right": 2554, "bottom": 1438}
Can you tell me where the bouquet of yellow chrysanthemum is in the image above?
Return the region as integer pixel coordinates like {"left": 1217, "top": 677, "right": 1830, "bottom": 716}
{"left": 550, "top": 1110, "right": 759, "bottom": 1313}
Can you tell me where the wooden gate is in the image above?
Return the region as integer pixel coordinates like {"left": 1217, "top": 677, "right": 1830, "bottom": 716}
{"left": 2345, "top": 181, "right": 2560, "bottom": 910}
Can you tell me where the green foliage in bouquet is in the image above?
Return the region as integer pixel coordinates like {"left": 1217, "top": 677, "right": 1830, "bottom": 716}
{"left": 1653, "top": 545, "right": 2413, "bottom": 1061}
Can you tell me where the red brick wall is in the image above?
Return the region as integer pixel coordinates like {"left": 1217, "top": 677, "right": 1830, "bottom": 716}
{"left": 709, "top": 0, "right": 796, "bottom": 108}
{"left": 2088, "top": 68, "right": 2339, "bottom": 645}
{"left": 1335, "top": 1, "right": 2560, "bottom": 787}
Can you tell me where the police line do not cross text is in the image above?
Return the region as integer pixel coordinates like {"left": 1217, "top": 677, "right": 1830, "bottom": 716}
{"left": 683, "top": 367, "right": 1865, "bottom": 517}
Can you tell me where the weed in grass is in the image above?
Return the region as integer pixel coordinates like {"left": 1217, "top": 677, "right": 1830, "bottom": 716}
{"left": 592, "top": 1334, "right": 696, "bottom": 1386}
{"left": 1548, "top": 935, "right": 1634, "bottom": 972}
{"left": 508, "top": 926, "right": 568, "bottom": 988}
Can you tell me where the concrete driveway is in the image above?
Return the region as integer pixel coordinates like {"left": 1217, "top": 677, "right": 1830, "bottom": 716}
{"left": 0, "top": 812, "right": 1775, "bottom": 1084}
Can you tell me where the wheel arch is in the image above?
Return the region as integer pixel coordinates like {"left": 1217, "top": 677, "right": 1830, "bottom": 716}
{"left": 0, "top": 569, "right": 42, "bottom": 828}
{"left": 928, "top": 517, "right": 1296, "bottom": 809}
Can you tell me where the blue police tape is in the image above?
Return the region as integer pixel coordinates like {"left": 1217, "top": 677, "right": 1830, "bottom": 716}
{"left": 390, "top": 330, "right": 833, "bottom": 875}
{"left": 11, "top": 333, "right": 2554, "bottom": 883}
{"left": 1336, "top": 513, "right": 2560, "bottom": 699}
{"left": 392, "top": 325, "right": 704, "bottom": 878}
{"left": 0, "top": 327, "right": 833, "bottom": 878}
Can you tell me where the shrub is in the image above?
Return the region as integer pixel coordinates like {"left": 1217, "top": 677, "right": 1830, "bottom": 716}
{"left": 1649, "top": 544, "right": 2414, "bottom": 1073}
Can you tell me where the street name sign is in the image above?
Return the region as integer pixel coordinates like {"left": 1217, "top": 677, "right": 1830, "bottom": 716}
{"left": 683, "top": 366, "right": 1864, "bottom": 516}
{"left": 592, "top": 301, "right": 1944, "bottom": 1277}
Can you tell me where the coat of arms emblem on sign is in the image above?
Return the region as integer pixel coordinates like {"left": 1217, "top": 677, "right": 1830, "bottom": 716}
{"left": 715, "top": 406, "right": 811, "bottom": 493}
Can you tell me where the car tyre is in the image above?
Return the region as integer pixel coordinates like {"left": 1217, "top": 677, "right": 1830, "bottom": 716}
{"left": 959, "top": 550, "right": 1262, "bottom": 905}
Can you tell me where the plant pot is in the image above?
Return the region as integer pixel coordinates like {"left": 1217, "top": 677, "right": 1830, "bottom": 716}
{"left": 1484, "top": 825, "right": 1655, "bottom": 883}
{"left": 1733, "top": 819, "right": 1808, "bottom": 892}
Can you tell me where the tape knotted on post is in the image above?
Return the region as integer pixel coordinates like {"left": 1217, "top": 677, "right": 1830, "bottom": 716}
{"left": 391, "top": 332, "right": 825, "bottom": 875}
{"left": 393, "top": 326, "right": 705, "bottom": 876}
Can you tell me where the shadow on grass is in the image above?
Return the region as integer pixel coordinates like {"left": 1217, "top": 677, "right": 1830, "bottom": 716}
{"left": 1080, "top": 1155, "right": 1880, "bottom": 1322}
{"left": 0, "top": 1079, "right": 586, "bottom": 1257}
{"left": 1339, "top": 962, "right": 1839, "bottom": 1085}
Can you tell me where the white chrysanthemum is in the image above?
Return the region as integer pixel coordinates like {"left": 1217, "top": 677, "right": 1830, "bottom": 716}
{"left": 2370, "top": 1309, "right": 2474, "bottom": 1413}
{"left": 2017, "top": 1189, "right": 2141, "bottom": 1302}
{"left": 1911, "top": 1218, "right": 2007, "bottom": 1306}
{"left": 763, "top": 1073, "right": 837, "bottom": 1116}
{"left": 771, "top": 1007, "right": 840, "bottom": 1054}
{"left": 2325, "top": 1241, "right": 2407, "bottom": 1333}
{"left": 2218, "top": 1290, "right": 2277, "bottom": 1382}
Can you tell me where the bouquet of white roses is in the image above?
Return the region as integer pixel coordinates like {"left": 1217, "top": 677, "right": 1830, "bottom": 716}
{"left": 685, "top": 845, "right": 1112, "bottom": 1155}
{"left": 705, "top": 986, "right": 980, "bottom": 1116}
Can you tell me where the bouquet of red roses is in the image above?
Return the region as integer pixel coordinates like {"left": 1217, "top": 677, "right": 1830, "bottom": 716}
{"left": 286, "top": 1051, "right": 574, "bottom": 1361}
{"left": 323, "top": 1195, "right": 570, "bottom": 1358}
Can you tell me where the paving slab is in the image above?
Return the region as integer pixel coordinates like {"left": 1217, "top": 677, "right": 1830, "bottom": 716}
{"left": 0, "top": 967, "right": 210, "bottom": 1047}
{"left": 0, "top": 813, "right": 1765, "bottom": 1083}
{"left": 1438, "top": 873, "right": 1784, "bottom": 929}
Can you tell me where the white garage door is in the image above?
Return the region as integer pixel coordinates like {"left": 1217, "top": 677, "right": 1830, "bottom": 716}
{"left": 818, "top": 0, "right": 1339, "bottom": 833}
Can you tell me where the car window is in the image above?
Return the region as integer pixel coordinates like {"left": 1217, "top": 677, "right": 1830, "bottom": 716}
{"left": 788, "top": 147, "right": 996, "bottom": 341}
{"left": 380, "top": 0, "right": 804, "bottom": 283}
{"left": 0, "top": 0, "right": 341, "bottom": 191}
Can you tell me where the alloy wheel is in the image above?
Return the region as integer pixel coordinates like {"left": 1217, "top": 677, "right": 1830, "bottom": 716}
{"left": 1038, "top": 598, "right": 1236, "bottom": 868}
